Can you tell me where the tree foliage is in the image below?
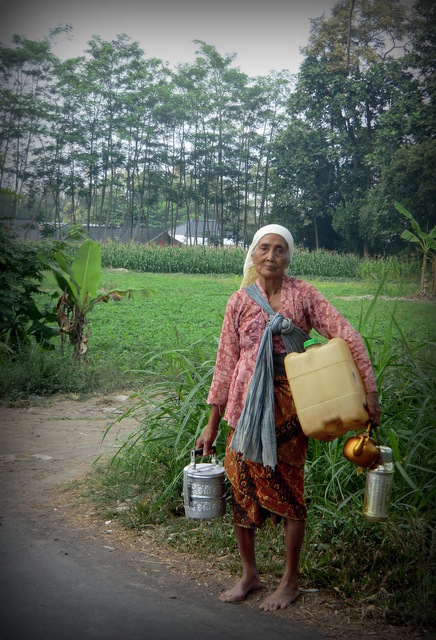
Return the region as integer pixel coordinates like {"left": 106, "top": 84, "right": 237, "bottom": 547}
{"left": 0, "top": 228, "right": 59, "bottom": 352}
{"left": 0, "top": 1, "right": 433, "bottom": 254}
{"left": 270, "top": 0, "right": 434, "bottom": 254}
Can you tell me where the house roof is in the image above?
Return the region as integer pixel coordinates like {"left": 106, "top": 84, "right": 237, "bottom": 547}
{"left": 174, "top": 219, "right": 221, "bottom": 238}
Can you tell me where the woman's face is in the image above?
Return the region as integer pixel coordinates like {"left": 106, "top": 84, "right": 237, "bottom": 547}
{"left": 252, "top": 234, "right": 290, "bottom": 280}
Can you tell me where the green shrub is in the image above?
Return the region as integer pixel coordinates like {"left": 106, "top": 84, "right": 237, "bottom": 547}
{"left": 0, "top": 343, "right": 140, "bottom": 400}
{"left": 0, "top": 229, "right": 63, "bottom": 352}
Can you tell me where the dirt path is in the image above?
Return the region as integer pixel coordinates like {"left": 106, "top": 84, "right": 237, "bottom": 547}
{"left": 0, "top": 393, "right": 138, "bottom": 508}
{"left": 0, "top": 395, "right": 421, "bottom": 639}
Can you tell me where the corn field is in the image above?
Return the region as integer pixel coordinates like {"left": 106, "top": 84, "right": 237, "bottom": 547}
{"left": 99, "top": 243, "right": 422, "bottom": 281}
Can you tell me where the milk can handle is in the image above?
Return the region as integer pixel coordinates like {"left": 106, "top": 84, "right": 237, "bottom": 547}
{"left": 191, "top": 446, "right": 217, "bottom": 468}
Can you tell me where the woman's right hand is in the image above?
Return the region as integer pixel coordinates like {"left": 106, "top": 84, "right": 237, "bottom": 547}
{"left": 195, "top": 405, "right": 222, "bottom": 455}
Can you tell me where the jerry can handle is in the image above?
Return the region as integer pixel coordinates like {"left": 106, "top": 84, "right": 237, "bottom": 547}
{"left": 191, "top": 446, "right": 217, "bottom": 468}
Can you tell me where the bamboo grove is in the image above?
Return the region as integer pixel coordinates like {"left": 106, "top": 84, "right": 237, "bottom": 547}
{"left": 0, "top": 0, "right": 434, "bottom": 254}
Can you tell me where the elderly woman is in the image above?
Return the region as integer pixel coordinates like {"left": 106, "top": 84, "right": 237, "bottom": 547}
{"left": 196, "top": 224, "right": 380, "bottom": 612}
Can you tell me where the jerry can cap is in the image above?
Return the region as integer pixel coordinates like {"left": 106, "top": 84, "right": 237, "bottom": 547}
{"left": 304, "top": 338, "right": 322, "bottom": 349}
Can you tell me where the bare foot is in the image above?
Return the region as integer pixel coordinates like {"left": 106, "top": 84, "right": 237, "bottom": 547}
{"left": 258, "top": 584, "right": 301, "bottom": 612}
{"left": 219, "top": 576, "right": 262, "bottom": 603}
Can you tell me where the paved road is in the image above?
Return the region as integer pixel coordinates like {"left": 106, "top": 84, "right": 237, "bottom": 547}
{"left": 0, "top": 397, "right": 325, "bottom": 640}
{"left": 0, "top": 509, "right": 325, "bottom": 640}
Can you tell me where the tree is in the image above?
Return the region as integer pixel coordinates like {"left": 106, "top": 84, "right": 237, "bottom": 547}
{"left": 360, "top": 138, "right": 436, "bottom": 253}
{"left": 240, "top": 72, "right": 292, "bottom": 241}
{"left": 395, "top": 201, "right": 436, "bottom": 296}
{"left": 186, "top": 41, "right": 244, "bottom": 245}
{"left": 270, "top": 118, "right": 338, "bottom": 249}
{"left": 275, "top": 0, "right": 434, "bottom": 253}
{"left": 408, "top": 0, "right": 436, "bottom": 106}
{"left": 0, "top": 34, "right": 58, "bottom": 227}
{"left": 2, "top": 7, "right": 433, "bottom": 256}
{"left": 39, "top": 239, "right": 155, "bottom": 361}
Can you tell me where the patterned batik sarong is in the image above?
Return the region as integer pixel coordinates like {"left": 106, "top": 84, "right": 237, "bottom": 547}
{"left": 225, "top": 376, "right": 309, "bottom": 529}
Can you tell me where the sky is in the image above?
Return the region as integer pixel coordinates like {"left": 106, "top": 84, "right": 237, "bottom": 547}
{"left": 0, "top": 0, "right": 343, "bottom": 77}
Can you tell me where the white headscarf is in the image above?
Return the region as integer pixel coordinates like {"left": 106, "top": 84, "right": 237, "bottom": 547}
{"left": 241, "top": 224, "right": 294, "bottom": 288}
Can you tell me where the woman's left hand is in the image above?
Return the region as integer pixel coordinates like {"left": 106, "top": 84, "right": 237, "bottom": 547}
{"left": 366, "top": 391, "right": 381, "bottom": 427}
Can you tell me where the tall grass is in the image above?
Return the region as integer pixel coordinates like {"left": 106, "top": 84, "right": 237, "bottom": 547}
{"left": 100, "top": 286, "right": 435, "bottom": 632}
{"left": 359, "top": 254, "right": 423, "bottom": 282}
{"left": 104, "top": 337, "right": 229, "bottom": 518}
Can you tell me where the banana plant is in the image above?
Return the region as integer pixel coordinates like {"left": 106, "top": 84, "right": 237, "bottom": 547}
{"left": 395, "top": 202, "right": 436, "bottom": 296}
{"left": 39, "top": 239, "right": 155, "bottom": 361}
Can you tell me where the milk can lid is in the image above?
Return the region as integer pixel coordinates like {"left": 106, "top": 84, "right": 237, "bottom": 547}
{"left": 379, "top": 446, "right": 393, "bottom": 463}
{"left": 187, "top": 462, "right": 224, "bottom": 479}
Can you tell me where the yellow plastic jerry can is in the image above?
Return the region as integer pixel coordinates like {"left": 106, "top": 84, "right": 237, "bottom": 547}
{"left": 284, "top": 338, "right": 369, "bottom": 441}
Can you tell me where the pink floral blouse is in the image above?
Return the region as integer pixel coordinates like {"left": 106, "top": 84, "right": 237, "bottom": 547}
{"left": 207, "top": 275, "right": 377, "bottom": 429}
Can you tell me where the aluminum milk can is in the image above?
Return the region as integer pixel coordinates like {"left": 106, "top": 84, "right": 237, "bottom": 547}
{"left": 363, "top": 446, "right": 394, "bottom": 522}
{"left": 183, "top": 448, "right": 226, "bottom": 520}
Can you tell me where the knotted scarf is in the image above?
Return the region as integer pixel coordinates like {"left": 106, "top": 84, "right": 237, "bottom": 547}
{"left": 229, "top": 283, "right": 310, "bottom": 468}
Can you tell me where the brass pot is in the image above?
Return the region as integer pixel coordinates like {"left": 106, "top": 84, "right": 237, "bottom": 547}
{"left": 343, "top": 425, "right": 379, "bottom": 468}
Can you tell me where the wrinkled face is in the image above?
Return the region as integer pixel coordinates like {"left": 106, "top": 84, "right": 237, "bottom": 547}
{"left": 252, "top": 234, "right": 290, "bottom": 280}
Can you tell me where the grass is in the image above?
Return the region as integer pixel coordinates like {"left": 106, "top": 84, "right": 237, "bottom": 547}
{"left": 34, "top": 269, "right": 434, "bottom": 371}
{"left": 1, "top": 263, "right": 435, "bottom": 633}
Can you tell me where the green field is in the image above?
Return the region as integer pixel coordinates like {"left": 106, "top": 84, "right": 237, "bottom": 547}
{"left": 72, "top": 270, "right": 435, "bottom": 373}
